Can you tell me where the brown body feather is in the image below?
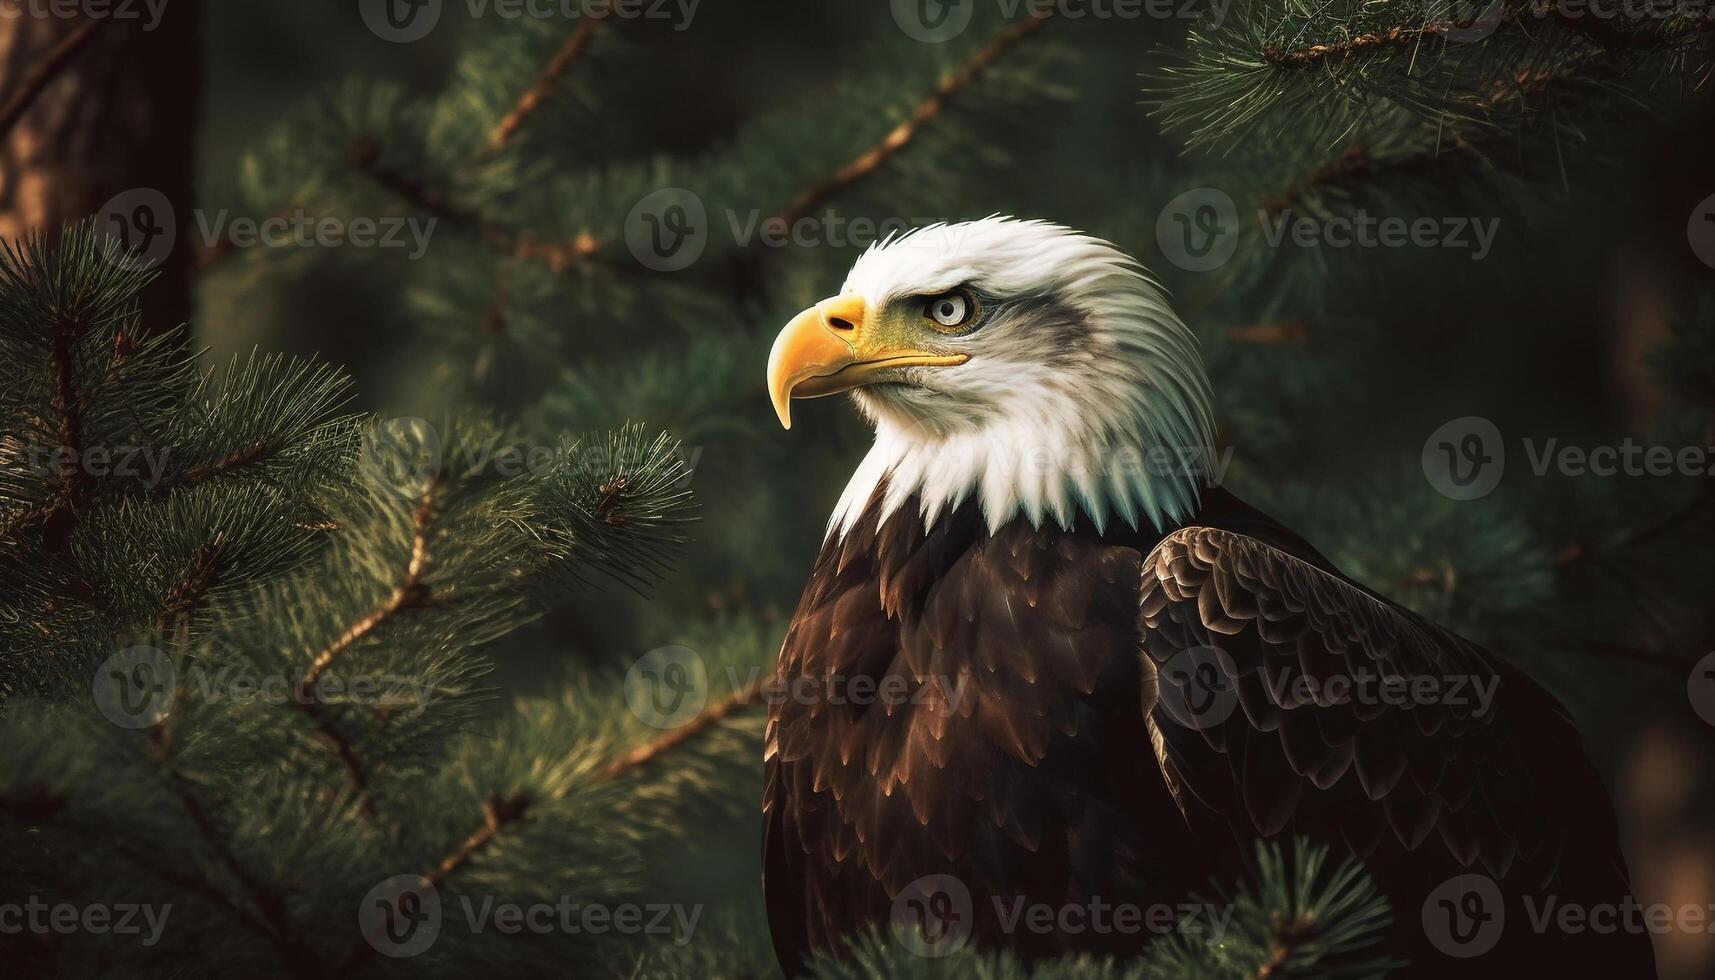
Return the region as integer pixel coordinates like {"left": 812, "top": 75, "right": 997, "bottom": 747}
{"left": 763, "top": 485, "right": 1655, "bottom": 978}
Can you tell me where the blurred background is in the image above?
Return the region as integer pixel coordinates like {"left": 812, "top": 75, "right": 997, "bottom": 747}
{"left": 6, "top": 0, "right": 1713, "bottom": 974}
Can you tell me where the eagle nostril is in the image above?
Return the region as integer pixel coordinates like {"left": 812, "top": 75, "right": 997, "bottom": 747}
{"left": 826, "top": 315, "right": 856, "bottom": 332}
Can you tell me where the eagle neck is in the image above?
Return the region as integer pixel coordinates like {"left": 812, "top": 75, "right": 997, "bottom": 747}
{"left": 826, "top": 415, "right": 1210, "bottom": 541}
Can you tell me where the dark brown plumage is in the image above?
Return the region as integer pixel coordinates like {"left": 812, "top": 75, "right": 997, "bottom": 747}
{"left": 762, "top": 484, "right": 1655, "bottom": 978}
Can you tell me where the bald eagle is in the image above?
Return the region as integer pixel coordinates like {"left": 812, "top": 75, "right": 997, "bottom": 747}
{"left": 761, "top": 217, "right": 1654, "bottom": 978}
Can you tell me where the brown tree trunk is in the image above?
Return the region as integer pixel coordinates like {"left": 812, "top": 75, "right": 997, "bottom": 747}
{"left": 0, "top": 1, "right": 198, "bottom": 333}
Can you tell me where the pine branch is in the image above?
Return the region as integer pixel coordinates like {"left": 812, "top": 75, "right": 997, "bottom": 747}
{"left": 1263, "top": 22, "right": 1454, "bottom": 70}
{"left": 147, "top": 437, "right": 279, "bottom": 496}
{"left": 331, "top": 679, "right": 758, "bottom": 976}
{"left": 15, "top": 792, "right": 285, "bottom": 953}
{"left": 297, "top": 480, "right": 439, "bottom": 692}
{"left": 347, "top": 138, "right": 602, "bottom": 272}
{"left": 154, "top": 532, "right": 225, "bottom": 636}
{"left": 593, "top": 677, "right": 763, "bottom": 783}
{"left": 328, "top": 790, "right": 529, "bottom": 979}
{"left": 44, "top": 304, "right": 92, "bottom": 527}
{"left": 145, "top": 720, "right": 318, "bottom": 972}
{"left": 192, "top": 205, "right": 322, "bottom": 270}
{"left": 281, "top": 480, "right": 445, "bottom": 813}
{"left": 1225, "top": 322, "right": 1312, "bottom": 346}
{"left": 772, "top": 12, "right": 1053, "bottom": 228}
{"left": 1252, "top": 911, "right": 1315, "bottom": 978}
{"left": 1256, "top": 143, "right": 1380, "bottom": 217}
{"left": 1152, "top": 0, "right": 1714, "bottom": 149}
{"left": 482, "top": 11, "right": 609, "bottom": 157}
{"left": 327, "top": 667, "right": 760, "bottom": 976}
{"left": 1557, "top": 490, "right": 1712, "bottom": 572}
{"left": 1574, "top": 642, "right": 1702, "bottom": 670}
{"left": 0, "top": 16, "right": 109, "bottom": 142}
{"left": 299, "top": 696, "right": 379, "bottom": 818}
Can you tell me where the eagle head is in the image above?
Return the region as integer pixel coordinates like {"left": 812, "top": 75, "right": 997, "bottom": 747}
{"left": 767, "top": 216, "right": 1217, "bottom": 538}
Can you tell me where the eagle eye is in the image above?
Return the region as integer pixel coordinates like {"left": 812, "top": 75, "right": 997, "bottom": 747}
{"left": 924, "top": 291, "right": 975, "bottom": 330}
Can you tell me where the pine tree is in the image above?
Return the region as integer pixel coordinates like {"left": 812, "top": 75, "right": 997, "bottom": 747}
{"left": 6, "top": 0, "right": 1713, "bottom": 977}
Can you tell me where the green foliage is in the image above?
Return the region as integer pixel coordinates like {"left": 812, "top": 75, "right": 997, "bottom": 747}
{"left": 1151, "top": 0, "right": 1713, "bottom": 151}
{"left": 223, "top": 9, "right": 1071, "bottom": 412}
{"left": 8, "top": 0, "right": 1714, "bottom": 975}
{"left": 784, "top": 840, "right": 1394, "bottom": 980}
{"left": 0, "top": 225, "right": 360, "bottom": 697}
{"left": 0, "top": 226, "right": 718, "bottom": 978}
{"left": 1139, "top": 839, "right": 1397, "bottom": 980}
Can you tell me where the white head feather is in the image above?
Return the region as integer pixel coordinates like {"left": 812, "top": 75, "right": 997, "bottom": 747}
{"left": 825, "top": 216, "right": 1216, "bottom": 539}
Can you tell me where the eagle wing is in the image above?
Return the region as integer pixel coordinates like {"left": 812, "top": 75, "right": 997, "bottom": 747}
{"left": 1137, "top": 525, "right": 1616, "bottom": 888}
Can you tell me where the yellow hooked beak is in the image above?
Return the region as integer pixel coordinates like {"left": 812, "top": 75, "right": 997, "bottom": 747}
{"left": 765, "top": 294, "right": 969, "bottom": 429}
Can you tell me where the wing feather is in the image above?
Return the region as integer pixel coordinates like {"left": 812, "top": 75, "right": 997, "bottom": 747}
{"left": 1136, "top": 525, "right": 1604, "bottom": 891}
